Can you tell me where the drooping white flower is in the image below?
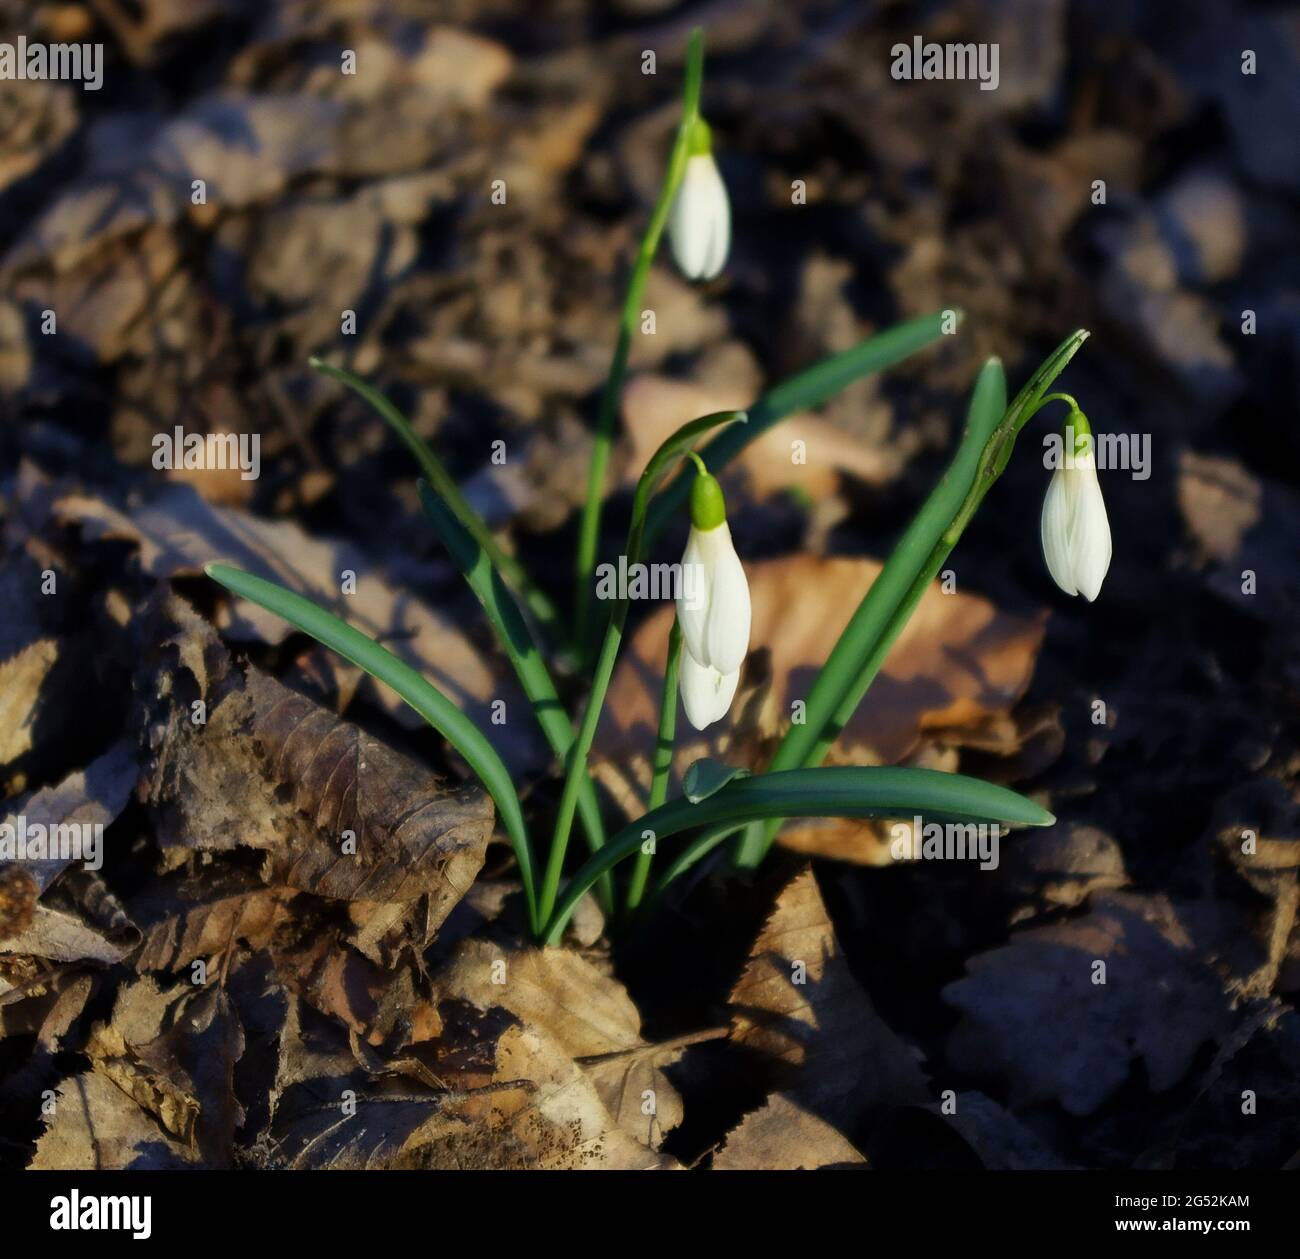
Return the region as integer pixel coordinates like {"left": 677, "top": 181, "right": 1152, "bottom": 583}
{"left": 1040, "top": 416, "right": 1111, "bottom": 602}
{"left": 667, "top": 121, "right": 730, "bottom": 282}
{"left": 676, "top": 463, "right": 749, "bottom": 730}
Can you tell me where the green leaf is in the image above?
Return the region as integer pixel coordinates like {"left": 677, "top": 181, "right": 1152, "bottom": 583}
{"left": 204, "top": 562, "right": 540, "bottom": 935}
{"left": 542, "top": 765, "right": 1053, "bottom": 943}
{"left": 682, "top": 757, "right": 751, "bottom": 803}
{"left": 309, "top": 356, "right": 567, "bottom": 658}
{"left": 417, "top": 483, "right": 614, "bottom": 915}
{"left": 645, "top": 310, "right": 960, "bottom": 543}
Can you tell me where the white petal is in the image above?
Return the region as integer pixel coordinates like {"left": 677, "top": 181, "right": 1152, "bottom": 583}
{"left": 703, "top": 524, "right": 750, "bottom": 674}
{"left": 1040, "top": 466, "right": 1079, "bottom": 598}
{"left": 679, "top": 651, "right": 740, "bottom": 730}
{"left": 668, "top": 155, "right": 730, "bottom": 281}
{"left": 676, "top": 527, "right": 712, "bottom": 665}
{"left": 1071, "top": 463, "right": 1111, "bottom": 602}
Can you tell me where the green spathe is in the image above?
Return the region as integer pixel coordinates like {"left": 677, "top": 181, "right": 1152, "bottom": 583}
{"left": 689, "top": 468, "right": 726, "bottom": 530}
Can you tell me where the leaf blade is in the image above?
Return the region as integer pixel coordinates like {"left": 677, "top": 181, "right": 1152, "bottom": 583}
{"left": 542, "top": 765, "right": 1052, "bottom": 943}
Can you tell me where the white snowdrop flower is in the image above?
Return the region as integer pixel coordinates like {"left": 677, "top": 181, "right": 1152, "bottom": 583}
{"left": 1040, "top": 414, "right": 1112, "bottom": 602}
{"left": 676, "top": 460, "right": 749, "bottom": 730}
{"left": 667, "top": 120, "right": 730, "bottom": 282}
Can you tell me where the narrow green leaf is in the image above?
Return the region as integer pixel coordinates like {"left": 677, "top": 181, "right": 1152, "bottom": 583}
{"left": 204, "top": 562, "right": 540, "bottom": 934}
{"left": 543, "top": 765, "right": 1053, "bottom": 944}
{"left": 645, "top": 310, "right": 960, "bottom": 543}
{"left": 418, "top": 483, "right": 614, "bottom": 914}
{"left": 309, "top": 356, "right": 568, "bottom": 658}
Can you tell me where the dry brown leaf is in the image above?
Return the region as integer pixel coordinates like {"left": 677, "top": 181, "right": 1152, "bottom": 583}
{"left": 80, "top": 977, "right": 245, "bottom": 1164}
{"left": 57, "top": 481, "right": 544, "bottom": 768}
{"left": 30, "top": 1068, "right": 198, "bottom": 1170}
{"left": 0, "top": 638, "right": 59, "bottom": 769}
{"left": 621, "top": 365, "right": 899, "bottom": 504}
{"left": 598, "top": 555, "right": 1045, "bottom": 861}
{"left": 144, "top": 665, "right": 491, "bottom": 912}
{"left": 273, "top": 931, "right": 442, "bottom": 1051}
{"left": 943, "top": 892, "right": 1237, "bottom": 1116}
{"left": 713, "top": 1091, "right": 867, "bottom": 1170}
{"left": 0, "top": 739, "right": 137, "bottom": 901}
{"left": 133, "top": 887, "right": 291, "bottom": 973}
{"left": 1, "top": 904, "right": 132, "bottom": 966}
{"left": 729, "top": 867, "right": 928, "bottom": 1134}
{"left": 265, "top": 993, "right": 672, "bottom": 1170}
{"left": 437, "top": 940, "right": 685, "bottom": 1150}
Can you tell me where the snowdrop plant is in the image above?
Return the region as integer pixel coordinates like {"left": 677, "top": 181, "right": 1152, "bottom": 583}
{"left": 204, "top": 29, "right": 1109, "bottom": 945}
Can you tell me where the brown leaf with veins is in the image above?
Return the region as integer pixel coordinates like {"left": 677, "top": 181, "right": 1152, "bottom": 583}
{"left": 81, "top": 976, "right": 245, "bottom": 1165}
{"left": 58, "top": 481, "right": 545, "bottom": 770}
{"left": 437, "top": 939, "right": 687, "bottom": 1150}
{"left": 133, "top": 886, "right": 291, "bottom": 973}
{"left": 30, "top": 1068, "right": 198, "bottom": 1170}
{"left": 729, "top": 867, "right": 928, "bottom": 1136}
{"left": 144, "top": 665, "right": 492, "bottom": 913}
{"left": 273, "top": 932, "right": 443, "bottom": 1050}
{"left": 264, "top": 992, "right": 672, "bottom": 1170}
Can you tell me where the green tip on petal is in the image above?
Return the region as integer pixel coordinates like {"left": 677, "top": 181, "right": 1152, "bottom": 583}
{"left": 689, "top": 468, "right": 726, "bottom": 530}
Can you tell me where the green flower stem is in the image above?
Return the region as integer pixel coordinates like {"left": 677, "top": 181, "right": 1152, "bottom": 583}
{"left": 538, "top": 409, "right": 744, "bottom": 931}
{"left": 418, "top": 484, "right": 614, "bottom": 915}
{"left": 734, "top": 330, "right": 1090, "bottom": 868}
{"left": 204, "top": 562, "right": 541, "bottom": 935}
{"left": 574, "top": 27, "right": 706, "bottom": 651}
{"left": 625, "top": 617, "right": 683, "bottom": 913}
{"left": 309, "top": 356, "right": 569, "bottom": 662}
{"left": 541, "top": 765, "right": 1054, "bottom": 945}
{"left": 644, "top": 310, "right": 960, "bottom": 545}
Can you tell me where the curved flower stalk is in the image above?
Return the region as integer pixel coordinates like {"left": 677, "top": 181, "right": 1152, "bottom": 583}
{"left": 1040, "top": 407, "right": 1111, "bottom": 601}
{"left": 667, "top": 120, "right": 730, "bottom": 281}
{"left": 676, "top": 457, "right": 750, "bottom": 729}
